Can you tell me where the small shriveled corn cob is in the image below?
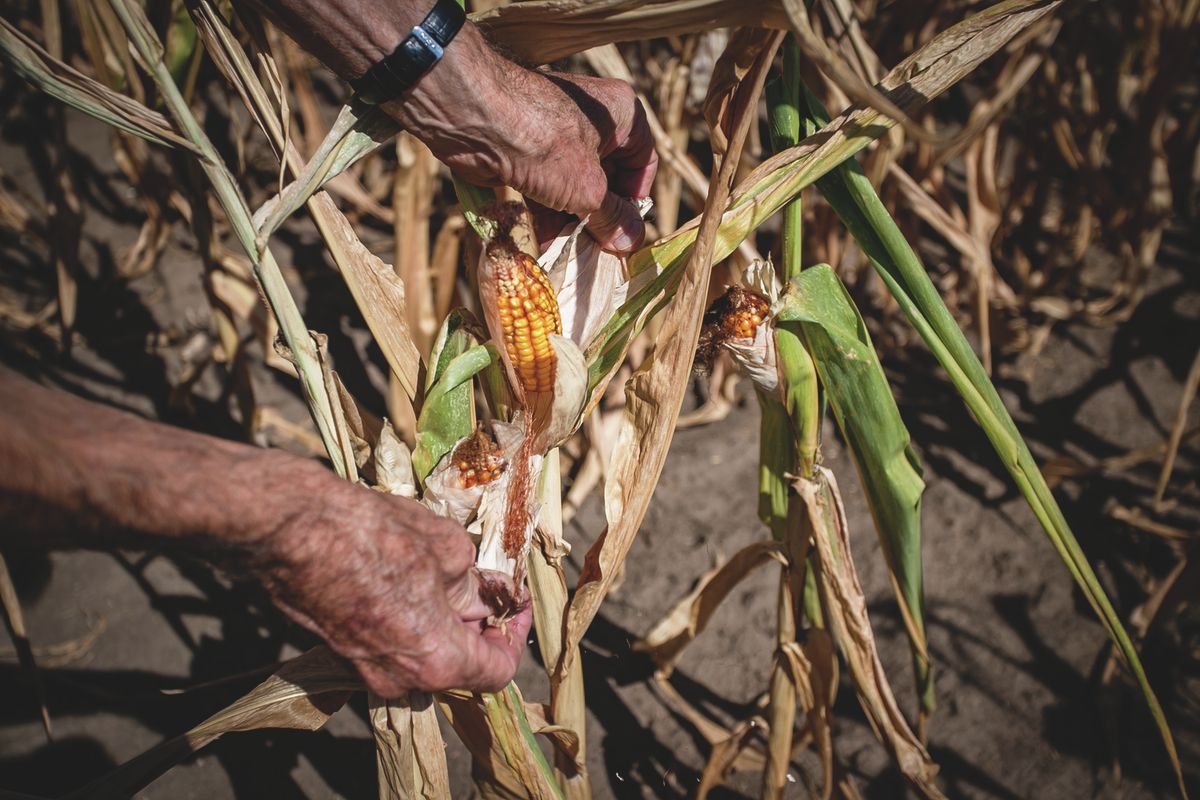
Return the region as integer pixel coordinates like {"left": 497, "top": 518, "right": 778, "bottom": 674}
{"left": 696, "top": 285, "right": 772, "bottom": 371}
{"left": 485, "top": 239, "right": 562, "bottom": 397}
{"left": 717, "top": 286, "right": 771, "bottom": 340}
{"left": 452, "top": 427, "right": 507, "bottom": 489}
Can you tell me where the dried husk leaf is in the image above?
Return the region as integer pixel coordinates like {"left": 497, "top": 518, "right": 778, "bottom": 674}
{"left": 474, "top": 451, "right": 544, "bottom": 578}
{"left": 534, "top": 334, "right": 588, "bottom": 450}
{"left": 375, "top": 420, "right": 417, "bottom": 498}
{"left": 797, "top": 468, "right": 943, "bottom": 799}
{"left": 64, "top": 648, "right": 360, "bottom": 800}
{"left": 542, "top": 201, "right": 652, "bottom": 353}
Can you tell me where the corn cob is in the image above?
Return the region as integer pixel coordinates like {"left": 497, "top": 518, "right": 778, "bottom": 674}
{"left": 484, "top": 238, "right": 562, "bottom": 398}
{"left": 696, "top": 285, "right": 772, "bottom": 371}
{"left": 452, "top": 426, "right": 507, "bottom": 489}
{"left": 718, "top": 286, "right": 770, "bottom": 339}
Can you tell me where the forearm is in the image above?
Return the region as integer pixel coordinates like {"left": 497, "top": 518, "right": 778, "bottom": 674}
{"left": 0, "top": 367, "right": 319, "bottom": 558}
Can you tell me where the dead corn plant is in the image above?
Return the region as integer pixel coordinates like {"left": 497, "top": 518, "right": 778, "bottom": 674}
{"left": 0, "top": 0, "right": 1191, "bottom": 798}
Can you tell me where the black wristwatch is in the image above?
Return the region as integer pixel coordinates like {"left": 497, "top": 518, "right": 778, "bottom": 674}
{"left": 350, "top": 0, "right": 466, "bottom": 105}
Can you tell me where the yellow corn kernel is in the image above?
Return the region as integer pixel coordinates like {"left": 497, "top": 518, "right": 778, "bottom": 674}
{"left": 487, "top": 241, "right": 562, "bottom": 396}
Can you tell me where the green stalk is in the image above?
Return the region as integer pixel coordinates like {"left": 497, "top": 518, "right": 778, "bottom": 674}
{"left": 797, "top": 86, "right": 1183, "bottom": 790}
{"left": 104, "top": 0, "right": 346, "bottom": 475}
{"left": 760, "top": 45, "right": 820, "bottom": 798}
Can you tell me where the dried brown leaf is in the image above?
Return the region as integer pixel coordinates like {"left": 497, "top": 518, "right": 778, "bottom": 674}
{"left": 634, "top": 540, "right": 786, "bottom": 676}
{"left": 797, "top": 468, "right": 944, "bottom": 799}
{"left": 475, "top": 0, "right": 788, "bottom": 65}
{"left": 439, "top": 685, "right": 564, "bottom": 800}
{"left": 0, "top": 17, "right": 196, "bottom": 152}
{"left": 781, "top": 0, "right": 938, "bottom": 143}
{"left": 1154, "top": 346, "right": 1200, "bottom": 509}
{"left": 64, "top": 648, "right": 359, "bottom": 800}
{"left": 560, "top": 29, "right": 784, "bottom": 682}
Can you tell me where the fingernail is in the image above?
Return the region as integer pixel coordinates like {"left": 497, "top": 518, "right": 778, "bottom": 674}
{"left": 607, "top": 227, "right": 638, "bottom": 254}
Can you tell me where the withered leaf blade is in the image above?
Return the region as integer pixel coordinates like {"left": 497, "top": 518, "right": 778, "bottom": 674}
{"left": 561, "top": 27, "right": 784, "bottom": 683}
{"left": 634, "top": 540, "right": 786, "bottom": 677}
{"left": 439, "top": 685, "right": 565, "bottom": 800}
{"left": 798, "top": 469, "right": 944, "bottom": 799}
{"left": 64, "top": 648, "right": 360, "bottom": 800}
{"left": 474, "top": 0, "right": 789, "bottom": 65}
{"left": 0, "top": 17, "right": 197, "bottom": 152}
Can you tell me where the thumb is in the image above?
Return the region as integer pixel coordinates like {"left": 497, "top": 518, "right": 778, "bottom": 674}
{"left": 453, "top": 601, "right": 533, "bottom": 693}
{"left": 585, "top": 191, "right": 646, "bottom": 254}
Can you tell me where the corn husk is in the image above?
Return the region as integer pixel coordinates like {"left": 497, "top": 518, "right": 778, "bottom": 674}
{"left": 719, "top": 259, "right": 784, "bottom": 397}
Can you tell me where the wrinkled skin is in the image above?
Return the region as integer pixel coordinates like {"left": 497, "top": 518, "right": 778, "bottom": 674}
{"left": 0, "top": 368, "right": 531, "bottom": 697}
{"left": 259, "top": 475, "right": 533, "bottom": 696}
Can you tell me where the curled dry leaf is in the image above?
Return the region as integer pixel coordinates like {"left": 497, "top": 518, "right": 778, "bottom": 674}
{"left": 797, "top": 468, "right": 943, "bottom": 799}
{"left": 474, "top": 0, "right": 789, "bottom": 66}
{"left": 65, "top": 647, "right": 360, "bottom": 800}
{"left": 635, "top": 540, "right": 787, "bottom": 677}
{"left": 0, "top": 17, "right": 197, "bottom": 152}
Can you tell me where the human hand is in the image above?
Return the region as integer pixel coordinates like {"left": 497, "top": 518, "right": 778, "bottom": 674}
{"left": 0, "top": 366, "right": 529, "bottom": 697}
{"left": 383, "top": 25, "right": 658, "bottom": 253}
{"left": 255, "top": 465, "right": 532, "bottom": 697}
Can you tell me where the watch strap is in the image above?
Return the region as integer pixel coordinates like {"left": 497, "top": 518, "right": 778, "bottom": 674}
{"left": 351, "top": 0, "right": 466, "bottom": 105}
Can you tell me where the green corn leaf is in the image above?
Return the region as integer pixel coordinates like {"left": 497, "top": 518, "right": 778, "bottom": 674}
{"left": 776, "top": 264, "right": 932, "bottom": 714}
{"left": 412, "top": 311, "right": 493, "bottom": 484}
{"left": 797, "top": 89, "right": 1185, "bottom": 794}
{"left": 757, "top": 395, "right": 793, "bottom": 541}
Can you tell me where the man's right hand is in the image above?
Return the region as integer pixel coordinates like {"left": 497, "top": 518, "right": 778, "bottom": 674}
{"left": 255, "top": 465, "right": 532, "bottom": 697}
